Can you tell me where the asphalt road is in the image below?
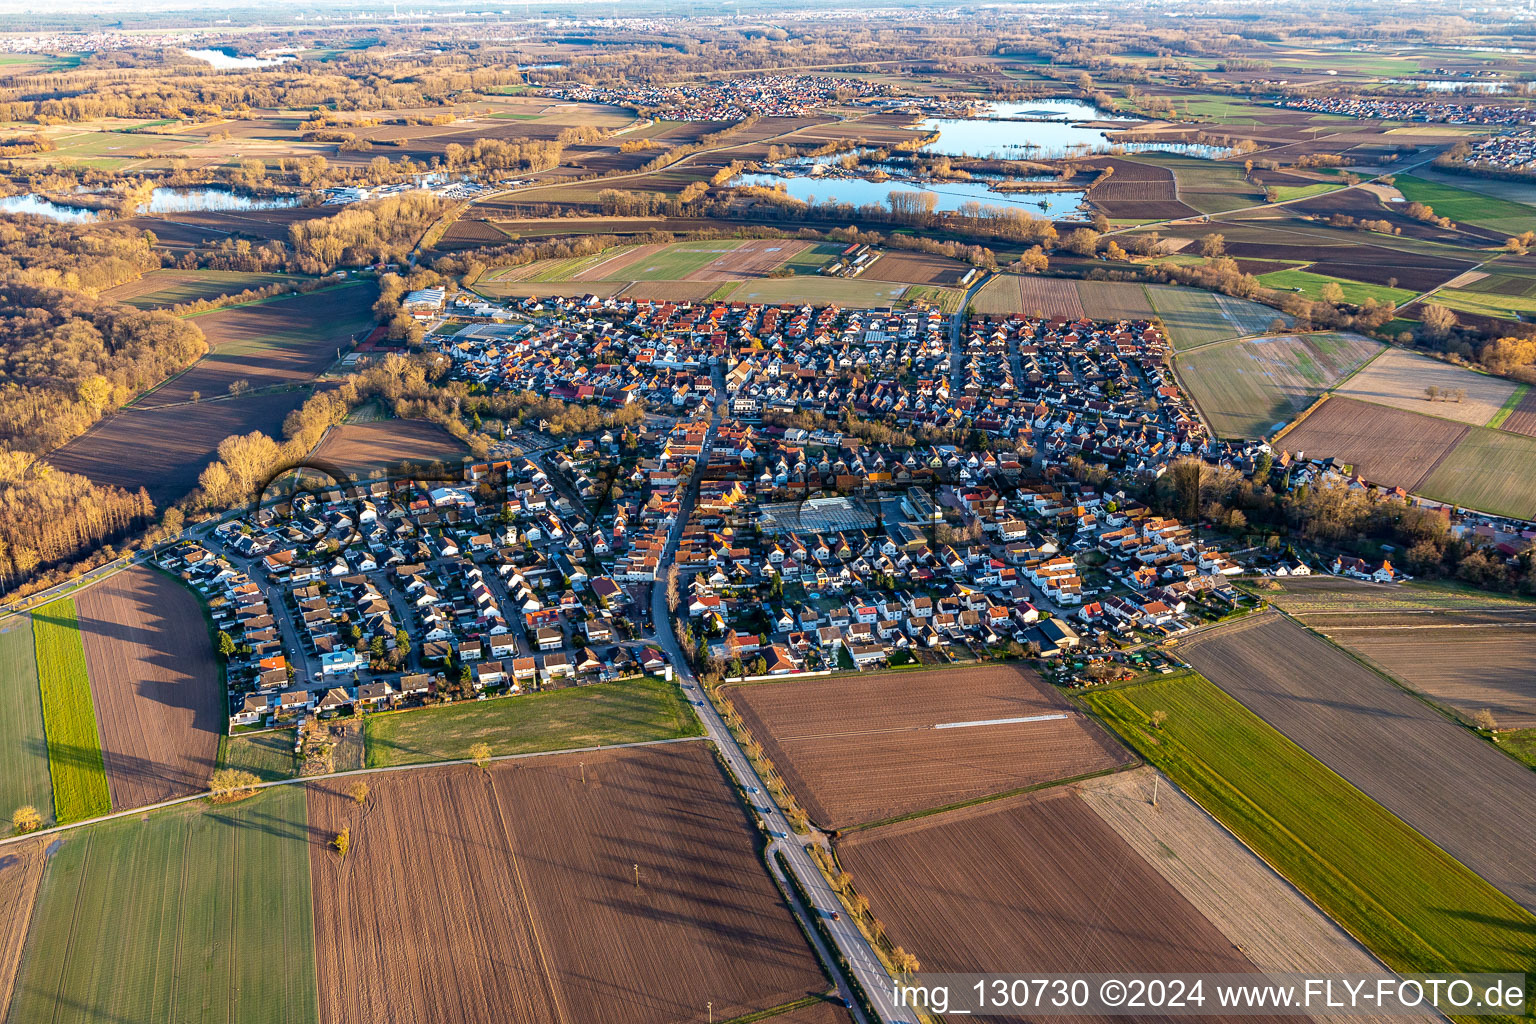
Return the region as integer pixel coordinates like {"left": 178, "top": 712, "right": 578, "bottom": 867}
{"left": 648, "top": 376, "right": 907, "bottom": 1024}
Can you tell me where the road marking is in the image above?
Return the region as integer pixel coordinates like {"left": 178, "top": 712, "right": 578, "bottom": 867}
{"left": 933, "top": 713, "right": 1068, "bottom": 730}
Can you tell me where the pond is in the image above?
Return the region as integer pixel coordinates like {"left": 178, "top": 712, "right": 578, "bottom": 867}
{"left": 0, "top": 187, "right": 302, "bottom": 221}
{"left": 915, "top": 101, "right": 1228, "bottom": 160}
{"left": 1384, "top": 79, "right": 1508, "bottom": 94}
{"left": 142, "top": 187, "right": 301, "bottom": 213}
{"left": 185, "top": 48, "right": 294, "bottom": 69}
{"left": 734, "top": 172, "right": 1089, "bottom": 219}
{"left": 0, "top": 194, "right": 99, "bottom": 222}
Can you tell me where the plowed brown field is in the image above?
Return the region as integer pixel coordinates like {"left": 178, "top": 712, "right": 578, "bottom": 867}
{"left": 1275, "top": 396, "right": 1468, "bottom": 492}
{"left": 311, "top": 420, "right": 468, "bottom": 477}
{"left": 307, "top": 741, "right": 827, "bottom": 1024}
{"left": 1181, "top": 612, "right": 1536, "bottom": 914}
{"left": 970, "top": 274, "right": 1084, "bottom": 318}
{"left": 0, "top": 839, "right": 45, "bottom": 1017}
{"left": 77, "top": 567, "right": 221, "bottom": 809}
{"left": 725, "top": 666, "right": 1132, "bottom": 829}
{"left": 682, "top": 238, "right": 813, "bottom": 280}
{"left": 837, "top": 787, "right": 1275, "bottom": 1024}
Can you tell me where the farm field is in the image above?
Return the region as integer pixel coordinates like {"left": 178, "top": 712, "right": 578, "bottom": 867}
{"left": 724, "top": 665, "right": 1132, "bottom": 829}
{"left": 1176, "top": 332, "right": 1383, "bottom": 438}
{"left": 76, "top": 567, "right": 222, "bottom": 809}
{"left": 1433, "top": 285, "right": 1536, "bottom": 323}
{"left": 836, "top": 787, "right": 1269, "bottom": 1020}
{"left": 1180, "top": 613, "right": 1536, "bottom": 914}
{"left": 1394, "top": 174, "right": 1536, "bottom": 233}
{"left": 1077, "top": 770, "right": 1390, "bottom": 998}
{"left": 216, "top": 730, "right": 297, "bottom": 781}
{"left": 310, "top": 419, "right": 468, "bottom": 477}
{"left": 135, "top": 282, "right": 375, "bottom": 408}
{"left": 861, "top": 250, "right": 972, "bottom": 286}
{"left": 730, "top": 277, "right": 909, "bottom": 307}
{"left": 1335, "top": 346, "right": 1521, "bottom": 427}
{"left": 0, "top": 839, "right": 44, "bottom": 1018}
{"left": 7, "top": 786, "right": 317, "bottom": 1024}
{"left": 1417, "top": 424, "right": 1536, "bottom": 519}
{"left": 1074, "top": 279, "right": 1155, "bottom": 320}
{"left": 0, "top": 616, "right": 51, "bottom": 828}
{"left": 1146, "top": 284, "right": 1264, "bottom": 349}
{"left": 1083, "top": 670, "right": 1536, "bottom": 988}
{"left": 362, "top": 675, "right": 699, "bottom": 766}
{"left": 1311, "top": 617, "right": 1536, "bottom": 728}
{"left": 1135, "top": 155, "right": 1265, "bottom": 214}
{"left": 31, "top": 599, "right": 111, "bottom": 824}
{"left": 1274, "top": 396, "right": 1468, "bottom": 492}
{"left": 44, "top": 388, "right": 313, "bottom": 507}
{"left": 1497, "top": 388, "right": 1536, "bottom": 436}
{"left": 101, "top": 269, "right": 303, "bottom": 309}
{"left": 968, "top": 274, "right": 1083, "bottom": 318}
{"left": 1263, "top": 575, "right": 1536, "bottom": 615}
{"left": 308, "top": 742, "right": 830, "bottom": 1024}
{"left": 1256, "top": 267, "right": 1418, "bottom": 306}
{"left": 1216, "top": 291, "right": 1291, "bottom": 335}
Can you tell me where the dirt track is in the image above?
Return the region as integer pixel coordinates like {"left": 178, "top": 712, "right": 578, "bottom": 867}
{"left": 1181, "top": 612, "right": 1536, "bottom": 914}
{"left": 726, "top": 665, "right": 1132, "bottom": 829}
{"left": 77, "top": 567, "right": 222, "bottom": 809}
{"left": 307, "top": 741, "right": 826, "bottom": 1024}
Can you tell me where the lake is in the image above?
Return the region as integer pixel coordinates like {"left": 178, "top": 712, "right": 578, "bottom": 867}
{"left": 916, "top": 100, "right": 1227, "bottom": 159}
{"left": 734, "top": 172, "right": 1089, "bottom": 218}
{"left": 0, "top": 186, "right": 301, "bottom": 222}
{"left": 0, "top": 194, "right": 98, "bottom": 222}
{"left": 185, "top": 48, "right": 294, "bottom": 69}
{"left": 143, "top": 187, "right": 301, "bottom": 213}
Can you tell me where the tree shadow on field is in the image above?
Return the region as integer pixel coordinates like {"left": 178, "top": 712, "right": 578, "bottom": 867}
{"left": 205, "top": 804, "right": 309, "bottom": 844}
{"left": 13, "top": 989, "right": 137, "bottom": 1024}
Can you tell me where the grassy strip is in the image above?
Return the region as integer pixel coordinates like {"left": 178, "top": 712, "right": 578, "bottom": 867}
{"left": 1082, "top": 671, "right": 1535, "bottom": 1018}
{"left": 217, "top": 730, "right": 299, "bottom": 782}
{"left": 362, "top": 675, "right": 700, "bottom": 767}
{"left": 1500, "top": 728, "right": 1536, "bottom": 770}
{"left": 32, "top": 599, "right": 111, "bottom": 823}
{"left": 720, "top": 995, "right": 839, "bottom": 1024}
{"left": 1487, "top": 384, "right": 1529, "bottom": 429}
{"left": 0, "top": 615, "right": 53, "bottom": 827}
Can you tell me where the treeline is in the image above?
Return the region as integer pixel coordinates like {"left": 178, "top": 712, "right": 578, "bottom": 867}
{"left": 0, "top": 452, "right": 155, "bottom": 593}
{"left": 288, "top": 192, "right": 445, "bottom": 273}
{"left": 0, "top": 281, "right": 206, "bottom": 454}
{"left": 440, "top": 138, "right": 563, "bottom": 174}
{"left": 0, "top": 55, "right": 521, "bottom": 124}
{"left": 1138, "top": 457, "right": 1536, "bottom": 596}
{"left": 468, "top": 391, "right": 647, "bottom": 436}
{"left": 0, "top": 216, "right": 162, "bottom": 294}
{"left": 164, "top": 275, "right": 332, "bottom": 316}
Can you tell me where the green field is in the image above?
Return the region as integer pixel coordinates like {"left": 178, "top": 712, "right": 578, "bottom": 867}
{"left": 730, "top": 276, "right": 910, "bottom": 307}
{"left": 1272, "top": 182, "right": 1343, "bottom": 202}
{"left": 9, "top": 785, "right": 317, "bottom": 1024}
{"left": 1394, "top": 174, "right": 1536, "bottom": 234}
{"left": 32, "top": 599, "right": 111, "bottom": 824}
{"left": 107, "top": 269, "right": 303, "bottom": 309}
{"left": 1084, "top": 673, "right": 1536, "bottom": 999}
{"left": 363, "top": 676, "right": 701, "bottom": 767}
{"left": 1433, "top": 286, "right": 1536, "bottom": 323}
{"left": 0, "top": 615, "right": 52, "bottom": 828}
{"left": 625, "top": 240, "right": 749, "bottom": 280}
{"left": 902, "top": 285, "right": 964, "bottom": 312}
{"left": 217, "top": 730, "right": 298, "bottom": 782}
{"left": 1146, "top": 285, "right": 1243, "bottom": 349}
{"left": 1418, "top": 425, "right": 1536, "bottom": 520}
{"left": 1488, "top": 386, "right": 1530, "bottom": 430}
{"left": 1256, "top": 267, "right": 1419, "bottom": 306}
{"left": 1177, "top": 332, "right": 1384, "bottom": 437}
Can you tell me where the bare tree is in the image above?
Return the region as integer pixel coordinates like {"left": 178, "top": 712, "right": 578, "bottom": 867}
{"left": 346, "top": 779, "right": 370, "bottom": 805}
